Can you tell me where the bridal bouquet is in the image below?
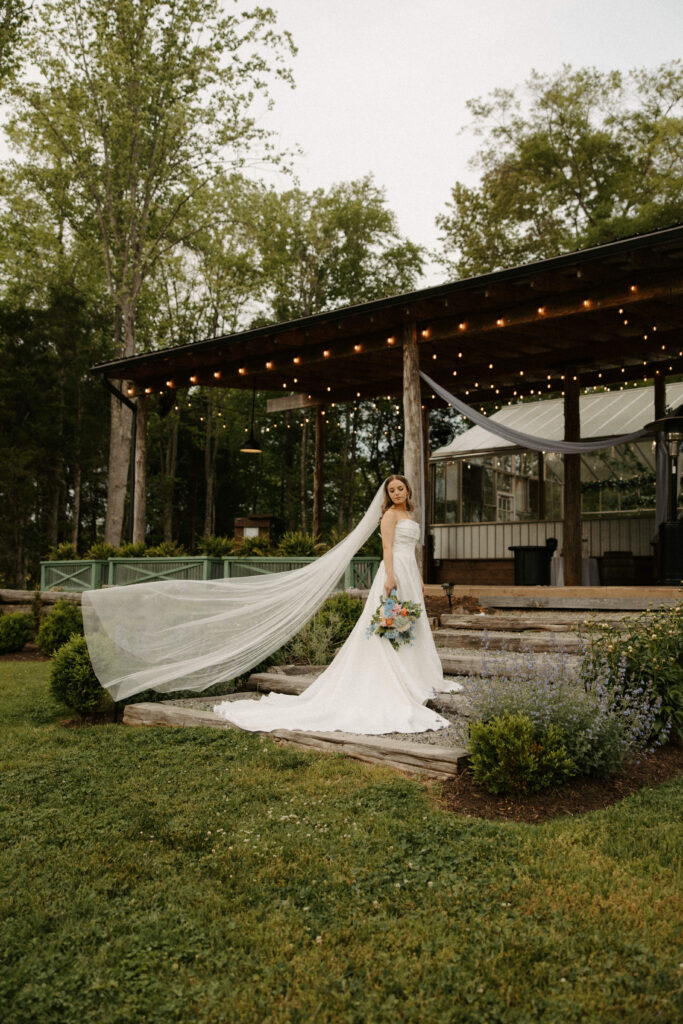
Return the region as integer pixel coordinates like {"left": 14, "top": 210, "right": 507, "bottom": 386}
{"left": 366, "top": 589, "right": 422, "bottom": 651}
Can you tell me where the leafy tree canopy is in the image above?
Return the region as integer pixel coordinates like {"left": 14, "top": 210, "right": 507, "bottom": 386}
{"left": 436, "top": 62, "right": 683, "bottom": 278}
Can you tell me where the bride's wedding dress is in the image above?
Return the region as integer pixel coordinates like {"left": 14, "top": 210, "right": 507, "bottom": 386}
{"left": 214, "top": 518, "right": 453, "bottom": 735}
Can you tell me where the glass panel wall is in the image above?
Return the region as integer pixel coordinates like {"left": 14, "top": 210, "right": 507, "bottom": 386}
{"left": 432, "top": 451, "right": 557, "bottom": 524}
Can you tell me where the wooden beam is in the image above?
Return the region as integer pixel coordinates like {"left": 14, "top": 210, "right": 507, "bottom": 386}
{"left": 266, "top": 393, "right": 319, "bottom": 413}
{"left": 313, "top": 406, "right": 325, "bottom": 538}
{"left": 563, "top": 376, "right": 582, "bottom": 587}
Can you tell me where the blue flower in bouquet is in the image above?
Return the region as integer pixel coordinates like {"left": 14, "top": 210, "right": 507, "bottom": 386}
{"left": 366, "top": 588, "right": 422, "bottom": 651}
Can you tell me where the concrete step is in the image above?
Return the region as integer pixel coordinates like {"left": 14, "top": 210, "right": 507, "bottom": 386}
{"left": 433, "top": 628, "right": 582, "bottom": 654}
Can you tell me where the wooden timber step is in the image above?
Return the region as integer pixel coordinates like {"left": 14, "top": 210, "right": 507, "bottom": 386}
{"left": 122, "top": 700, "right": 469, "bottom": 779}
{"left": 437, "top": 585, "right": 682, "bottom": 612}
{"left": 433, "top": 628, "right": 582, "bottom": 654}
{"left": 440, "top": 613, "right": 578, "bottom": 632}
{"left": 437, "top": 648, "right": 581, "bottom": 678}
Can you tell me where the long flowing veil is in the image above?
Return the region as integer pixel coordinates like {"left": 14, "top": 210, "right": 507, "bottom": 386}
{"left": 82, "top": 481, "right": 386, "bottom": 701}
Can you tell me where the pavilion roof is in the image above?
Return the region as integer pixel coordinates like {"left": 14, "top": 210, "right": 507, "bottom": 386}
{"left": 92, "top": 223, "right": 683, "bottom": 406}
{"left": 431, "top": 381, "right": 683, "bottom": 461}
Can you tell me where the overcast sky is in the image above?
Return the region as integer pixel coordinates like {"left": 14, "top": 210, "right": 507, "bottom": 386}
{"left": 265, "top": 0, "right": 683, "bottom": 282}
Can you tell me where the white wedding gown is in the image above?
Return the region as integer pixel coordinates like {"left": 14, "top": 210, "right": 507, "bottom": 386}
{"left": 214, "top": 518, "right": 453, "bottom": 735}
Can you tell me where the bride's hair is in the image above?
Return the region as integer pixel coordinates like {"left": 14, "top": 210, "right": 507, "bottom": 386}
{"left": 382, "top": 475, "right": 413, "bottom": 514}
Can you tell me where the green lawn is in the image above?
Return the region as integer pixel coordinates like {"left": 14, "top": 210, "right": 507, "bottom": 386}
{"left": 1, "top": 663, "right": 681, "bottom": 1024}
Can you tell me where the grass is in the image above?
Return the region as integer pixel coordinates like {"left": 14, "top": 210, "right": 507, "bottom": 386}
{"left": 1, "top": 663, "right": 682, "bottom": 1024}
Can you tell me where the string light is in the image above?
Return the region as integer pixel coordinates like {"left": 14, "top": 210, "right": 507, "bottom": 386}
{"left": 144, "top": 387, "right": 152, "bottom": 394}
{"left": 582, "top": 299, "right": 592, "bottom": 308}
{"left": 458, "top": 323, "right": 466, "bottom": 331}
{"left": 496, "top": 318, "right": 505, "bottom": 327}
{"left": 166, "top": 380, "right": 174, "bottom": 388}
{"left": 265, "top": 361, "right": 273, "bottom": 370}
{"left": 323, "top": 349, "right": 331, "bottom": 358}
{"left": 386, "top": 337, "right": 395, "bottom": 346}
{"left": 537, "top": 306, "right": 546, "bottom": 315}
{"left": 213, "top": 371, "right": 221, "bottom": 380}
{"left": 238, "top": 368, "right": 246, "bottom": 375}
{"left": 292, "top": 356, "right": 301, "bottom": 364}
{"left": 189, "top": 375, "right": 198, "bottom": 384}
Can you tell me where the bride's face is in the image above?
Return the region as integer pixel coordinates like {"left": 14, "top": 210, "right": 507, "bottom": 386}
{"left": 387, "top": 479, "right": 408, "bottom": 507}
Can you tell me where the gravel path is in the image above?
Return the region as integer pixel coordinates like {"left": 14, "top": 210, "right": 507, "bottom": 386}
{"left": 161, "top": 681, "right": 471, "bottom": 748}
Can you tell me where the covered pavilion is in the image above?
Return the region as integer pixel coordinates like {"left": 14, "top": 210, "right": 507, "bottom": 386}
{"left": 92, "top": 224, "right": 683, "bottom": 586}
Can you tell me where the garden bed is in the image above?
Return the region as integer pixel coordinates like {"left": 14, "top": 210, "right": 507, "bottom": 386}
{"left": 441, "top": 743, "right": 683, "bottom": 823}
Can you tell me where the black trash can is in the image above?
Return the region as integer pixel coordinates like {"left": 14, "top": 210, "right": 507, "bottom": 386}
{"left": 658, "top": 521, "right": 683, "bottom": 585}
{"left": 508, "top": 538, "right": 558, "bottom": 586}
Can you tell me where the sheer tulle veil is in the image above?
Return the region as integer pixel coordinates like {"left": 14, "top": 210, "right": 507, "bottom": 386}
{"left": 82, "top": 481, "right": 387, "bottom": 701}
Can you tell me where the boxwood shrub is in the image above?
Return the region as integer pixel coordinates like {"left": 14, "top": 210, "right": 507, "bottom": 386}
{"left": 0, "top": 612, "right": 35, "bottom": 654}
{"left": 50, "top": 635, "right": 108, "bottom": 716}
{"left": 37, "top": 600, "right": 84, "bottom": 656}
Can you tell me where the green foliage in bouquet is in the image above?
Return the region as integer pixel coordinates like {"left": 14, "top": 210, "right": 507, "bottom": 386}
{"left": 469, "top": 712, "right": 576, "bottom": 795}
{"left": 366, "top": 589, "right": 421, "bottom": 651}
{"left": 49, "top": 635, "right": 108, "bottom": 717}
{"left": 0, "top": 612, "right": 35, "bottom": 654}
{"left": 37, "top": 600, "right": 83, "bottom": 656}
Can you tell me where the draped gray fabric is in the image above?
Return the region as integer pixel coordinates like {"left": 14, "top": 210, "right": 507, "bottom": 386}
{"left": 420, "top": 371, "right": 652, "bottom": 454}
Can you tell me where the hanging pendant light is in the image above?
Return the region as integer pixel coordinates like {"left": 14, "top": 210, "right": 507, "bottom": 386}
{"left": 240, "top": 384, "right": 262, "bottom": 454}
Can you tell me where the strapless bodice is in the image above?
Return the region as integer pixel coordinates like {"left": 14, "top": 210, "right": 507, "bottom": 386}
{"left": 393, "top": 518, "right": 420, "bottom": 547}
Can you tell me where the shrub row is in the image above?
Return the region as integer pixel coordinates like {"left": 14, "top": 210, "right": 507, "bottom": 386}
{"left": 47, "top": 531, "right": 332, "bottom": 562}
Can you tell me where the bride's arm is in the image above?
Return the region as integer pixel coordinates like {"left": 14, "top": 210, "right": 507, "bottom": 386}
{"left": 380, "top": 510, "right": 398, "bottom": 596}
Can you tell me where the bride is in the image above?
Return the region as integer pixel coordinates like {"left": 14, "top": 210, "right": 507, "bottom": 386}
{"left": 82, "top": 474, "right": 457, "bottom": 735}
{"left": 214, "top": 475, "right": 452, "bottom": 735}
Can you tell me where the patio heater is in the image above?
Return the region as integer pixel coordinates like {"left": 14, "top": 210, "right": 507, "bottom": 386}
{"left": 644, "top": 414, "right": 683, "bottom": 585}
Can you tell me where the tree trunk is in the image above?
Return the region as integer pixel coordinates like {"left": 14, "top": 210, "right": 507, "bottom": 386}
{"left": 133, "top": 394, "right": 147, "bottom": 544}
{"left": 71, "top": 463, "right": 81, "bottom": 550}
{"left": 104, "top": 304, "right": 136, "bottom": 545}
{"left": 313, "top": 406, "right": 325, "bottom": 538}
{"left": 346, "top": 404, "right": 358, "bottom": 531}
{"left": 402, "top": 323, "right": 423, "bottom": 569}
{"left": 563, "top": 377, "right": 582, "bottom": 586}
{"left": 300, "top": 417, "right": 309, "bottom": 533}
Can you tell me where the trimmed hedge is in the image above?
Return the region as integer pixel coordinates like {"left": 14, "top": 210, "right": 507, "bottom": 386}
{"left": 0, "top": 612, "right": 35, "bottom": 654}
{"left": 37, "top": 599, "right": 84, "bottom": 656}
{"left": 49, "top": 635, "right": 107, "bottom": 716}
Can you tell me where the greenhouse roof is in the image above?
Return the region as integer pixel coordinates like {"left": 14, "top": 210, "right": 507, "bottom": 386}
{"left": 431, "top": 382, "right": 683, "bottom": 459}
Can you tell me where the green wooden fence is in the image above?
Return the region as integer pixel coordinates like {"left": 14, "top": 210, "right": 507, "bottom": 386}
{"left": 40, "top": 556, "right": 380, "bottom": 592}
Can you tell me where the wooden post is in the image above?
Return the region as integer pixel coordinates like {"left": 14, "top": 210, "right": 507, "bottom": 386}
{"left": 402, "top": 324, "right": 423, "bottom": 569}
{"left": 132, "top": 394, "right": 147, "bottom": 544}
{"left": 421, "top": 405, "right": 431, "bottom": 580}
{"left": 313, "top": 406, "right": 325, "bottom": 538}
{"left": 654, "top": 373, "right": 668, "bottom": 527}
{"left": 563, "top": 377, "right": 582, "bottom": 586}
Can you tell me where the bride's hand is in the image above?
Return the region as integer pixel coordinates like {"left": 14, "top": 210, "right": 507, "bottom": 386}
{"left": 384, "top": 575, "right": 397, "bottom": 596}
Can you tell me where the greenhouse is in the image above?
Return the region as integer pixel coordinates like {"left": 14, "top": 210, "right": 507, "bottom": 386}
{"left": 430, "top": 382, "right": 683, "bottom": 585}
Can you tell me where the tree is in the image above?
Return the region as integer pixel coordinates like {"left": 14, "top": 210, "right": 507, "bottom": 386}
{"left": 7, "top": 0, "right": 295, "bottom": 544}
{"left": 0, "top": 0, "right": 28, "bottom": 87}
{"left": 436, "top": 62, "right": 683, "bottom": 278}
{"left": 256, "top": 176, "right": 424, "bottom": 322}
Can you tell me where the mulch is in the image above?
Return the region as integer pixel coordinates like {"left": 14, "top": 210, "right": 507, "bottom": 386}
{"left": 440, "top": 744, "right": 683, "bottom": 823}
{"left": 0, "top": 644, "right": 50, "bottom": 662}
